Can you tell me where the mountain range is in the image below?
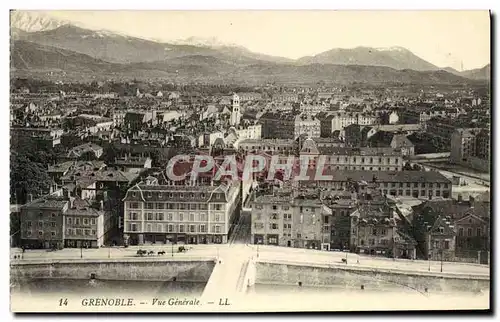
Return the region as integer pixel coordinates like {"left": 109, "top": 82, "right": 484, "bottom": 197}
{"left": 10, "top": 10, "right": 490, "bottom": 84}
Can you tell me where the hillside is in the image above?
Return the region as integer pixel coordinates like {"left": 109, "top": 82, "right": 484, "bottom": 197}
{"left": 297, "top": 46, "right": 439, "bottom": 71}
{"left": 10, "top": 40, "right": 478, "bottom": 86}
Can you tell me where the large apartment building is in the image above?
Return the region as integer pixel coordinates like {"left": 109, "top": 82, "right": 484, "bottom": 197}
{"left": 122, "top": 180, "right": 240, "bottom": 245}
{"left": 300, "top": 138, "right": 404, "bottom": 171}
{"left": 251, "top": 194, "right": 327, "bottom": 250}
{"left": 450, "top": 127, "right": 490, "bottom": 172}
{"left": 297, "top": 170, "right": 452, "bottom": 200}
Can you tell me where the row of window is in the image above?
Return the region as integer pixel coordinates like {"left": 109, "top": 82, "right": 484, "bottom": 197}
{"left": 66, "top": 217, "right": 96, "bottom": 226}
{"left": 127, "top": 223, "right": 221, "bottom": 234}
{"left": 66, "top": 228, "right": 97, "bottom": 236}
{"left": 303, "top": 157, "right": 401, "bottom": 164}
{"left": 458, "top": 227, "right": 483, "bottom": 237}
{"left": 254, "top": 205, "right": 291, "bottom": 211}
{"left": 25, "top": 231, "right": 56, "bottom": 237}
{"left": 127, "top": 212, "right": 222, "bottom": 222}
{"left": 25, "top": 221, "right": 56, "bottom": 228}
{"left": 128, "top": 202, "right": 224, "bottom": 211}
{"left": 130, "top": 191, "right": 224, "bottom": 200}
{"left": 383, "top": 189, "right": 450, "bottom": 198}
{"left": 254, "top": 223, "right": 293, "bottom": 230}
{"left": 359, "top": 239, "right": 390, "bottom": 246}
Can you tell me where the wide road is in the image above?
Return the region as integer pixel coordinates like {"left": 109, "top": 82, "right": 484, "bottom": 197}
{"left": 11, "top": 243, "right": 489, "bottom": 277}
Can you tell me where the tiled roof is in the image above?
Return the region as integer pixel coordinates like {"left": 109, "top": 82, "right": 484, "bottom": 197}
{"left": 299, "top": 170, "right": 450, "bottom": 183}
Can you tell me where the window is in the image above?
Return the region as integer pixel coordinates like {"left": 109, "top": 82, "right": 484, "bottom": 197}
{"left": 146, "top": 203, "right": 154, "bottom": 209}
{"left": 272, "top": 205, "right": 277, "bottom": 210}
{"left": 458, "top": 228, "right": 464, "bottom": 236}
{"left": 444, "top": 240, "right": 450, "bottom": 249}
{"left": 271, "top": 213, "right": 278, "bottom": 220}
{"left": 51, "top": 213, "right": 56, "bottom": 218}
{"left": 283, "top": 206, "right": 290, "bottom": 210}
{"left": 130, "top": 224, "right": 137, "bottom": 232}
{"left": 179, "top": 204, "right": 187, "bottom": 210}
{"left": 168, "top": 224, "right": 174, "bottom": 232}
{"left": 51, "top": 231, "right": 56, "bottom": 237}
{"left": 189, "top": 213, "right": 195, "bottom": 221}
{"left": 439, "top": 227, "right": 444, "bottom": 233}
{"left": 215, "top": 214, "right": 221, "bottom": 222}
{"left": 84, "top": 229, "right": 90, "bottom": 236}
{"left": 215, "top": 225, "right": 221, "bottom": 233}
{"left": 270, "top": 223, "right": 278, "bottom": 230}
{"left": 66, "top": 218, "right": 72, "bottom": 225}
{"left": 38, "top": 231, "right": 43, "bottom": 236}
{"left": 200, "top": 213, "right": 206, "bottom": 221}
{"left": 156, "top": 213, "right": 164, "bottom": 221}
{"left": 179, "top": 213, "right": 184, "bottom": 221}
{"left": 157, "top": 203, "right": 164, "bottom": 209}
{"left": 157, "top": 224, "right": 163, "bottom": 232}
{"left": 467, "top": 228, "right": 472, "bottom": 236}
{"left": 83, "top": 218, "right": 89, "bottom": 225}
{"left": 27, "top": 221, "right": 32, "bottom": 227}
{"left": 130, "top": 202, "right": 139, "bottom": 209}
{"left": 372, "top": 228, "right": 377, "bottom": 235}
{"left": 200, "top": 225, "right": 206, "bottom": 233}
{"left": 91, "top": 218, "right": 96, "bottom": 225}
{"left": 179, "top": 224, "right": 185, "bottom": 233}
{"left": 51, "top": 222, "right": 56, "bottom": 228}
{"left": 476, "top": 228, "right": 482, "bottom": 236}
{"left": 146, "top": 224, "right": 152, "bottom": 232}
{"left": 167, "top": 213, "right": 173, "bottom": 221}
{"left": 190, "top": 225, "right": 196, "bottom": 233}
{"left": 38, "top": 221, "right": 43, "bottom": 228}
{"left": 147, "top": 213, "right": 153, "bottom": 220}
{"left": 91, "top": 229, "right": 96, "bottom": 235}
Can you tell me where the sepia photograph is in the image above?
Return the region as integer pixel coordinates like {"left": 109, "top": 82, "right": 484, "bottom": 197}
{"left": 8, "top": 8, "right": 491, "bottom": 313}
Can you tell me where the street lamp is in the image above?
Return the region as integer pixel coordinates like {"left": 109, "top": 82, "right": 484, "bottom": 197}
{"left": 440, "top": 249, "right": 443, "bottom": 273}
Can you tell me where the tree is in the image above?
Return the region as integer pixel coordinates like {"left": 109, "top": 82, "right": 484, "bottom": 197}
{"left": 10, "top": 151, "right": 51, "bottom": 204}
{"left": 412, "top": 164, "right": 422, "bottom": 171}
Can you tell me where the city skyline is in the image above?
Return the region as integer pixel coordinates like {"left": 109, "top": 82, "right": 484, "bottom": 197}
{"left": 15, "top": 10, "right": 491, "bottom": 71}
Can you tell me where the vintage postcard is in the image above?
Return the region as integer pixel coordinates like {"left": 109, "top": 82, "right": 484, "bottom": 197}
{"left": 9, "top": 10, "right": 491, "bottom": 313}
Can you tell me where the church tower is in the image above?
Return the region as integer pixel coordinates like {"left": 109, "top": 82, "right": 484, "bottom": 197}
{"left": 230, "top": 93, "right": 241, "bottom": 127}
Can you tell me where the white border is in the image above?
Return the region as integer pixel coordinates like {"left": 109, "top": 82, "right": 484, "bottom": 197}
{"left": 1, "top": 1, "right": 498, "bottom": 322}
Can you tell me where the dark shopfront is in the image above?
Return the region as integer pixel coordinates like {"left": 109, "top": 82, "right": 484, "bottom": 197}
{"left": 129, "top": 233, "right": 220, "bottom": 245}
{"left": 65, "top": 239, "right": 97, "bottom": 248}
{"left": 22, "top": 239, "right": 63, "bottom": 250}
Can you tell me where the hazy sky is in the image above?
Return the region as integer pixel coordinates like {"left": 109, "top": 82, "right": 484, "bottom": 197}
{"left": 44, "top": 10, "right": 490, "bottom": 70}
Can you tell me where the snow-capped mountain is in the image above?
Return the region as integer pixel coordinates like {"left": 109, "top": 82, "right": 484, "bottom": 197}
{"left": 10, "top": 10, "right": 69, "bottom": 32}
{"left": 297, "top": 46, "right": 439, "bottom": 71}
{"left": 375, "top": 46, "right": 408, "bottom": 52}
{"left": 171, "top": 36, "right": 241, "bottom": 48}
